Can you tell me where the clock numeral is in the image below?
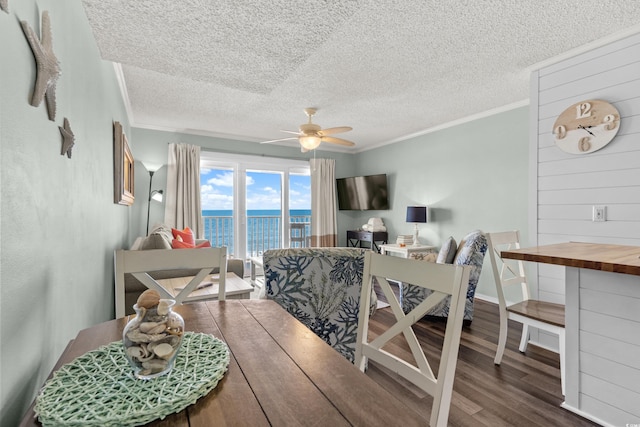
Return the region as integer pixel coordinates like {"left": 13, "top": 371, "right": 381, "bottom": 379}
{"left": 603, "top": 114, "right": 618, "bottom": 131}
{"left": 576, "top": 102, "right": 592, "bottom": 119}
{"left": 578, "top": 136, "right": 591, "bottom": 152}
{"left": 554, "top": 125, "right": 567, "bottom": 139}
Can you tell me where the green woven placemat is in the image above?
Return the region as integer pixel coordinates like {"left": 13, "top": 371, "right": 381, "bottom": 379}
{"left": 34, "top": 332, "right": 230, "bottom": 427}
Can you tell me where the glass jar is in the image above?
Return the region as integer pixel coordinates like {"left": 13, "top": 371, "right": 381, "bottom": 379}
{"left": 122, "top": 299, "right": 184, "bottom": 380}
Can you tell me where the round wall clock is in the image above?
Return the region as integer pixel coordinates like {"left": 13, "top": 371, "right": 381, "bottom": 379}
{"left": 552, "top": 99, "right": 620, "bottom": 154}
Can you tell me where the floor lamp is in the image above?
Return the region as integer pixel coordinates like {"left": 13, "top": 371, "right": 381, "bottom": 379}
{"left": 146, "top": 170, "right": 164, "bottom": 235}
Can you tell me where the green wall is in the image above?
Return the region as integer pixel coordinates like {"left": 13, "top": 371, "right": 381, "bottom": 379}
{"left": 354, "top": 107, "right": 530, "bottom": 299}
{"left": 0, "top": 1, "right": 131, "bottom": 423}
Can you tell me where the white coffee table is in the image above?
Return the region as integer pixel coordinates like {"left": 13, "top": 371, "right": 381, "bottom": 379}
{"left": 157, "top": 272, "right": 253, "bottom": 302}
{"left": 379, "top": 243, "right": 436, "bottom": 258}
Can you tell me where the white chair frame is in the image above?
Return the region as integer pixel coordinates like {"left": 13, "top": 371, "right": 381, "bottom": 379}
{"left": 355, "top": 251, "right": 470, "bottom": 427}
{"left": 486, "top": 231, "right": 565, "bottom": 395}
{"left": 114, "top": 247, "right": 227, "bottom": 318}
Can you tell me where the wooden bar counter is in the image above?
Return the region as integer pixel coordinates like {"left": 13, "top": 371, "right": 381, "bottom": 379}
{"left": 501, "top": 241, "right": 640, "bottom": 276}
{"left": 502, "top": 242, "right": 640, "bottom": 427}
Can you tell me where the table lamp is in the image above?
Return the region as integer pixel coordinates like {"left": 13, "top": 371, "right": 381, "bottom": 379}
{"left": 406, "top": 206, "right": 427, "bottom": 246}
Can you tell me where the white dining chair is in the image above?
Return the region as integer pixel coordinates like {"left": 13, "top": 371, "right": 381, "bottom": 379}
{"left": 114, "top": 246, "right": 228, "bottom": 318}
{"left": 486, "top": 231, "right": 565, "bottom": 395}
{"left": 355, "top": 251, "right": 471, "bottom": 427}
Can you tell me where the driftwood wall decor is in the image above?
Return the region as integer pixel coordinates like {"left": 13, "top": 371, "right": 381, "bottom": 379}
{"left": 58, "top": 118, "right": 75, "bottom": 158}
{"left": 113, "top": 121, "right": 134, "bottom": 205}
{"left": 20, "top": 10, "right": 61, "bottom": 121}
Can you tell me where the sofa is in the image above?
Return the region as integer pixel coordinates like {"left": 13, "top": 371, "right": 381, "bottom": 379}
{"left": 263, "top": 247, "right": 377, "bottom": 362}
{"left": 400, "top": 230, "right": 487, "bottom": 323}
{"left": 119, "top": 224, "right": 244, "bottom": 316}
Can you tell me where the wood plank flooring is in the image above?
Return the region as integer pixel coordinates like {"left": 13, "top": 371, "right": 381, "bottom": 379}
{"left": 365, "top": 297, "right": 598, "bottom": 426}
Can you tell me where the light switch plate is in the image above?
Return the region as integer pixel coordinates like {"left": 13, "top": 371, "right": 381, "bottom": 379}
{"left": 593, "top": 205, "right": 606, "bottom": 222}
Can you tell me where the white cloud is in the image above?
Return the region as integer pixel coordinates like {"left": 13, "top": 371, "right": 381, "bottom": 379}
{"left": 290, "top": 195, "right": 311, "bottom": 209}
{"left": 201, "top": 183, "right": 233, "bottom": 210}
{"left": 201, "top": 194, "right": 234, "bottom": 210}
{"left": 207, "top": 171, "right": 234, "bottom": 187}
{"left": 292, "top": 182, "right": 311, "bottom": 191}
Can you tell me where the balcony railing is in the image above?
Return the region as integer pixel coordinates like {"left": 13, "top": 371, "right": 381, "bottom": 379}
{"left": 203, "top": 214, "right": 311, "bottom": 258}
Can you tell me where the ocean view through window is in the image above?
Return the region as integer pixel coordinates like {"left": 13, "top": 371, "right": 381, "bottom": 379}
{"left": 202, "top": 209, "right": 311, "bottom": 257}
{"left": 201, "top": 152, "right": 311, "bottom": 259}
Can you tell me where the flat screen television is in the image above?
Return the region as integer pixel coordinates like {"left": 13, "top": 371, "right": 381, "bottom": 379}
{"left": 336, "top": 174, "right": 389, "bottom": 210}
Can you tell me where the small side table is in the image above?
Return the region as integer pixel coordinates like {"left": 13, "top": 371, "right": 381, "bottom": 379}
{"left": 379, "top": 244, "right": 436, "bottom": 258}
{"left": 346, "top": 230, "right": 388, "bottom": 252}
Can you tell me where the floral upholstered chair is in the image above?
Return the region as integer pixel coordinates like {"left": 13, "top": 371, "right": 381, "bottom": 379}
{"left": 263, "top": 247, "right": 377, "bottom": 362}
{"left": 400, "top": 230, "right": 487, "bottom": 323}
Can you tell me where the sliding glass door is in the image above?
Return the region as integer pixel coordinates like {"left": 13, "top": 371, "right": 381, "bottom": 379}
{"left": 245, "top": 170, "right": 282, "bottom": 257}
{"left": 201, "top": 152, "right": 310, "bottom": 260}
{"left": 200, "top": 166, "right": 235, "bottom": 253}
{"left": 289, "top": 173, "right": 311, "bottom": 248}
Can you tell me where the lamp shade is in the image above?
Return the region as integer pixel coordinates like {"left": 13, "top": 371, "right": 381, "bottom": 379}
{"left": 151, "top": 189, "right": 164, "bottom": 202}
{"left": 406, "top": 206, "right": 427, "bottom": 223}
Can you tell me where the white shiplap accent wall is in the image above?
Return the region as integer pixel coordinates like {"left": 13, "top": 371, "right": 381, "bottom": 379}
{"left": 533, "top": 32, "right": 640, "bottom": 299}
{"left": 532, "top": 33, "right": 640, "bottom": 425}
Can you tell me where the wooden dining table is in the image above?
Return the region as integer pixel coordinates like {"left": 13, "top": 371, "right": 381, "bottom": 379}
{"left": 20, "top": 299, "right": 426, "bottom": 426}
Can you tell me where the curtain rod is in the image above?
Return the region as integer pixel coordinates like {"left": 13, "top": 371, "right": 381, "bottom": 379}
{"left": 165, "top": 143, "right": 338, "bottom": 162}
{"left": 167, "top": 143, "right": 315, "bottom": 161}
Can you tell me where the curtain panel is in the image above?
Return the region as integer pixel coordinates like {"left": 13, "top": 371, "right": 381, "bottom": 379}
{"left": 310, "top": 158, "right": 337, "bottom": 247}
{"left": 164, "top": 143, "right": 203, "bottom": 238}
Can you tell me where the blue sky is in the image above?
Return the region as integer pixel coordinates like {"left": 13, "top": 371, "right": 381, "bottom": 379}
{"left": 200, "top": 168, "right": 311, "bottom": 211}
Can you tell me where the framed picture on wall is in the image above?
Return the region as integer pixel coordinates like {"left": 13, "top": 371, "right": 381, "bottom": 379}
{"left": 113, "top": 121, "right": 134, "bottom": 205}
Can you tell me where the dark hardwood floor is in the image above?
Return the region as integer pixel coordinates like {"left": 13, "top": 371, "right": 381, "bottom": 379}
{"left": 365, "top": 293, "right": 598, "bottom": 426}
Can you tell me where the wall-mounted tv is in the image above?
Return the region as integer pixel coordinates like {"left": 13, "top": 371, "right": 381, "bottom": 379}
{"left": 336, "top": 173, "right": 389, "bottom": 210}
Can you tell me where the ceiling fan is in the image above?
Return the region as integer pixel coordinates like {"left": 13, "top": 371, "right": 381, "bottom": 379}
{"left": 261, "top": 108, "right": 355, "bottom": 152}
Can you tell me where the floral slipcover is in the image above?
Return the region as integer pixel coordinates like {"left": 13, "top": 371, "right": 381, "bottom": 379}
{"left": 263, "top": 247, "right": 376, "bottom": 362}
{"left": 400, "top": 230, "right": 487, "bottom": 321}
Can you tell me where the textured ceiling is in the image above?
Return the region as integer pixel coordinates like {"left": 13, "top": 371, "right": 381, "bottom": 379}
{"left": 81, "top": 0, "right": 640, "bottom": 152}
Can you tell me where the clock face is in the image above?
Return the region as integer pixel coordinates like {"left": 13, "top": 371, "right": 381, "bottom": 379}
{"left": 552, "top": 100, "right": 620, "bottom": 154}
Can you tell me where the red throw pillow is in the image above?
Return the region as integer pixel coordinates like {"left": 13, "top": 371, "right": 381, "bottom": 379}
{"left": 171, "top": 239, "right": 211, "bottom": 249}
{"left": 171, "top": 239, "right": 195, "bottom": 249}
{"left": 171, "top": 227, "right": 195, "bottom": 245}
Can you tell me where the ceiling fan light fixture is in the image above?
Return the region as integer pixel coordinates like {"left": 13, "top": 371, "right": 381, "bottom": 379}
{"left": 261, "top": 108, "right": 354, "bottom": 149}
{"left": 299, "top": 135, "right": 321, "bottom": 150}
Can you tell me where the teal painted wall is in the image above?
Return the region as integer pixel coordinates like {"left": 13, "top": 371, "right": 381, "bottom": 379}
{"left": 0, "top": 1, "right": 132, "bottom": 423}
{"left": 355, "top": 107, "right": 530, "bottom": 299}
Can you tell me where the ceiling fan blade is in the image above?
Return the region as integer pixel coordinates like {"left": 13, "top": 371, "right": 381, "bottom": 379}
{"left": 321, "top": 136, "right": 355, "bottom": 147}
{"left": 281, "top": 130, "right": 301, "bottom": 135}
{"left": 260, "top": 137, "right": 298, "bottom": 144}
{"left": 318, "top": 126, "right": 352, "bottom": 136}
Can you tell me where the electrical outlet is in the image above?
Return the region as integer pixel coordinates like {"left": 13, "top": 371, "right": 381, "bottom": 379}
{"left": 593, "top": 205, "right": 606, "bottom": 222}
